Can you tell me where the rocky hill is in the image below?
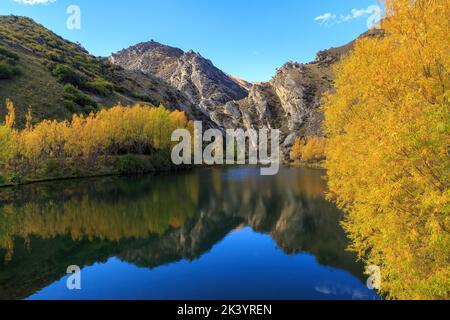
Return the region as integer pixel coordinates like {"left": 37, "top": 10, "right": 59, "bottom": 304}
{"left": 211, "top": 35, "right": 367, "bottom": 149}
{"left": 109, "top": 41, "right": 249, "bottom": 124}
{"left": 108, "top": 36, "right": 359, "bottom": 149}
{"left": 226, "top": 30, "right": 381, "bottom": 149}
{"left": 110, "top": 30, "right": 382, "bottom": 152}
{"left": 1, "top": 15, "right": 382, "bottom": 146}
{"left": 0, "top": 16, "right": 206, "bottom": 126}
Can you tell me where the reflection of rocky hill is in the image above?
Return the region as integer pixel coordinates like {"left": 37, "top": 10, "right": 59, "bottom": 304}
{"left": 0, "top": 168, "right": 363, "bottom": 299}
{"left": 119, "top": 169, "right": 362, "bottom": 277}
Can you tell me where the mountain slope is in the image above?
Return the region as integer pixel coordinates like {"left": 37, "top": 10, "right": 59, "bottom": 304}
{"left": 227, "top": 56, "right": 338, "bottom": 140}
{"left": 110, "top": 30, "right": 382, "bottom": 154}
{"left": 216, "top": 29, "right": 383, "bottom": 154}
{"left": 1, "top": 15, "right": 381, "bottom": 146}
{"left": 0, "top": 16, "right": 205, "bottom": 126}
{"left": 109, "top": 41, "right": 249, "bottom": 123}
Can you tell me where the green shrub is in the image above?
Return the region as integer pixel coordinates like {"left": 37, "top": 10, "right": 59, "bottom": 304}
{"left": 0, "top": 61, "right": 20, "bottom": 79}
{"left": 10, "top": 174, "right": 22, "bottom": 185}
{"left": 3, "top": 57, "right": 18, "bottom": 66}
{"left": 52, "top": 64, "right": 86, "bottom": 86}
{"left": 63, "top": 84, "right": 98, "bottom": 112}
{"left": 149, "top": 150, "right": 172, "bottom": 171}
{"left": 40, "top": 159, "right": 61, "bottom": 176}
{"left": 63, "top": 99, "right": 79, "bottom": 113}
{"left": 0, "top": 175, "right": 5, "bottom": 185}
{"left": 46, "top": 51, "right": 62, "bottom": 62}
{"left": 86, "top": 77, "right": 114, "bottom": 96}
{"left": 0, "top": 45, "right": 19, "bottom": 61}
{"left": 115, "top": 155, "right": 152, "bottom": 175}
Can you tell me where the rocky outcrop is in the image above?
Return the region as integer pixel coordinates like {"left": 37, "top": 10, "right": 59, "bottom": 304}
{"left": 109, "top": 67, "right": 213, "bottom": 125}
{"left": 213, "top": 29, "right": 383, "bottom": 152}
{"left": 109, "top": 41, "right": 249, "bottom": 121}
{"left": 221, "top": 50, "right": 346, "bottom": 140}
{"left": 109, "top": 40, "right": 352, "bottom": 142}
{"left": 110, "top": 30, "right": 383, "bottom": 149}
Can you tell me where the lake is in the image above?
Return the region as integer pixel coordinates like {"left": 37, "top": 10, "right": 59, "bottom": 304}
{"left": 0, "top": 167, "right": 379, "bottom": 300}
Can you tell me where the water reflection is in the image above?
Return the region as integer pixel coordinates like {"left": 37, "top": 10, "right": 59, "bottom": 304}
{"left": 0, "top": 167, "right": 378, "bottom": 300}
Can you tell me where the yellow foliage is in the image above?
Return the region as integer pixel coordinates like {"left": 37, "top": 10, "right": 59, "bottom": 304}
{"left": 1, "top": 103, "right": 192, "bottom": 175}
{"left": 290, "top": 136, "right": 326, "bottom": 163}
{"left": 4, "top": 99, "right": 15, "bottom": 129}
{"left": 290, "top": 138, "right": 303, "bottom": 163}
{"left": 0, "top": 125, "right": 13, "bottom": 162}
{"left": 323, "top": 0, "right": 450, "bottom": 299}
{"left": 25, "top": 106, "right": 32, "bottom": 131}
{"left": 0, "top": 100, "right": 16, "bottom": 164}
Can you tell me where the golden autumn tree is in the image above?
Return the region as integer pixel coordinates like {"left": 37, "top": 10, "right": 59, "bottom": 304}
{"left": 323, "top": 0, "right": 449, "bottom": 299}
{"left": 0, "top": 102, "right": 191, "bottom": 177}
{"left": 290, "top": 138, "right": 303, "bottom": 163}
{"left": 290, "top": 136, "right": 327, "bottom": 163}
{"left": 0, "top": 126, "right": 12, "bottom": 162}
{"left": 0, "top": 100, "right": 16, "bottom": 163}
{"left": 301, "top": 136, "right": 326, "bottom": 162}
{"left": 4, "top": 99, "right": 15, "bottom": 129}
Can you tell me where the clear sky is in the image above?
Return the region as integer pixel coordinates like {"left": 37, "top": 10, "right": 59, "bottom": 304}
{"left": 1, "top": 0, "right": 381, "bottom": 82}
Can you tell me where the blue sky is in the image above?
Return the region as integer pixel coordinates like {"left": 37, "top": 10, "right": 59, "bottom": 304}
{"left": 1, "top": 0, "right": 381, "bottom": 82}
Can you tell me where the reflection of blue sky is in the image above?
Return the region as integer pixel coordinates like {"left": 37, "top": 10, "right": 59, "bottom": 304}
{"left": 315, "top": 285, "right": 378, "bottom": 300}
{"left": 28, "top": 228, "right": 379, "bottom": 300}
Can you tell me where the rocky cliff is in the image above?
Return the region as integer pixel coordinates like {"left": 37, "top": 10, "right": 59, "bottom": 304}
{"left": 108, "top": 41, "right": 351, "bottom": 154}
{"left": 226, "top": 30, "right": 380, "bottom": 149}
{"left": 1, "top": 15, "right": 380, "bottom": 143}
{"left": 110, "top": 30, "right": 382, "bottom": 152}
{"left": 109, "top": 41, "right": 249, "bottom": 124}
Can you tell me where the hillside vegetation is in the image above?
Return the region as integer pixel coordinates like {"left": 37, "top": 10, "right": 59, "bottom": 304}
{"left": 0, "top": 100, "right": 192, "bottom": 185}
{"left": 324, "top": 0, "right": 449, "bottom": 299}
{"left": 0, "top": 16, "right": 200, "bottom": 126}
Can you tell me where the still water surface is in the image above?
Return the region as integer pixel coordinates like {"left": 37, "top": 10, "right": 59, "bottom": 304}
{"left": 0, "top": 167, "right": 379, "bottom": 300}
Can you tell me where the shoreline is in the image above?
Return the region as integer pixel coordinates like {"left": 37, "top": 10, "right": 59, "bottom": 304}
{"left": 289, "top": 161, "right": 325, "bottom": 170}
{"left": 0, "top": 169, "right": 188, "bottom": 189}
{"left": 0, "top": 162, "right": 326, "bottom": 188}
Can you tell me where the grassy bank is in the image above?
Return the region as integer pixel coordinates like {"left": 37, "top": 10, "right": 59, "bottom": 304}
{"left": 0, "top": 154, "right": 189, "bottom": 188}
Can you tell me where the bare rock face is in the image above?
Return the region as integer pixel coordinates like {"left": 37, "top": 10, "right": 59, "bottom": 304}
{"left": 109, "top": 40, "right": 349, "bottom": 137}
{"left": 110, "top": 41, "right": 249, "bottom": 121}
{"left": 110, "top": 31, "right": 383, "bottom": 144}
{"left": 216, "top": 30, "right": 383, "bottom": 141}
{"left": 109, "top": 40, "right": 185, "bottom": 78}
{"left": 224, "top": 48, "right": 347, "bottom": 140}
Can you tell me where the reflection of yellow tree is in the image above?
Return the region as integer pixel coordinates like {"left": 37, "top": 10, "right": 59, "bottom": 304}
{"left": 0, "top": 206, "right": 15, "bottom": 262}
{"left": 0, "top": 174, "right": 199, "bottom": 259}
{"left": 292, "top": 169, "right": 327, "bottom": 199}
{"left": 323, "top": 0, "right": 449, "bottom": 299}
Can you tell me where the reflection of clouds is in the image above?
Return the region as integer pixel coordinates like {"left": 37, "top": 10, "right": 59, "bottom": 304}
{"left": 315, "top": 284, "right": 372, "bottom": 300}
{"left": 315, "top": 286, "right": 332, "bottom": 295}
